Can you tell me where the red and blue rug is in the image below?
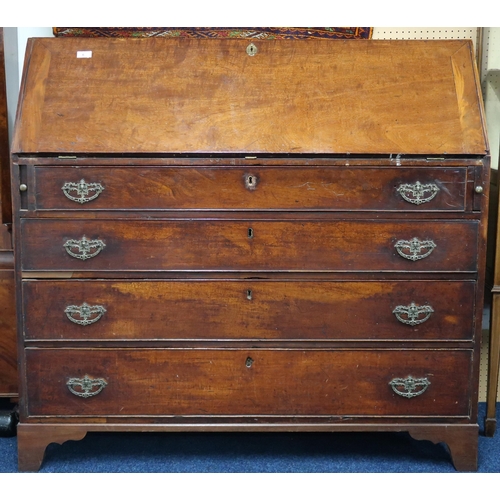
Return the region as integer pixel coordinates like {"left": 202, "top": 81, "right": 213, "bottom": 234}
{"left": 53, "top": 27, "right": 372, "bottom": 39}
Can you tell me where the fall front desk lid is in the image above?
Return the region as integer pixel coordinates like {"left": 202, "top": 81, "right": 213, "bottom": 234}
{"left": 12, "top": 38, "right": 488, "bottom": 157}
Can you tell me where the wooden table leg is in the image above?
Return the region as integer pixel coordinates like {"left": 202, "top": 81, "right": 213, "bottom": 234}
{"left": 486, "top": 293, "right": 500, "bottom": 436}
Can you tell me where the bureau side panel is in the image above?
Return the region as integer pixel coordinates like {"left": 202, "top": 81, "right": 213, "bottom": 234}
{"left": 0, "top": 271, "right": 17, "bottom": 396}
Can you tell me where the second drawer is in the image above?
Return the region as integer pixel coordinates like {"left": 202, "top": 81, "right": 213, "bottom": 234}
{"left": 20, "top": 219, "right": 479, "bottom": 272}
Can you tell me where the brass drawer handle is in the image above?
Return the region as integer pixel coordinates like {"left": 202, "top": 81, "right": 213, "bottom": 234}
{"left": 394, "top": 237, "right": 436, "bottom": 261}
{"left": 389, "top": 376, "right": 430, "bottom": 399}
{"left": 64, "top": 302, "right": 107, "bottom": 326}
{"left": 397, "top": 181, "right": 439, "bottom": 205}
{"left": 66, "top": 375, "right": 107, "bottom": 398}
{"left": 392, "top": 302, "right": 434, "bottom": 326}
{"left": 64, "top": 236, "right": 106, "bottom": 260}
{"left": 62, "top": 179, "right": 104, "bottom": 204}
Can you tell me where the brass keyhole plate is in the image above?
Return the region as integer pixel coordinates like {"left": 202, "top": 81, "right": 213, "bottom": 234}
{"left": 244, "top": 173, "right": 258, "bottom": 191}
{"left": 246, "top": 43, "right": 258, "bottom": 56}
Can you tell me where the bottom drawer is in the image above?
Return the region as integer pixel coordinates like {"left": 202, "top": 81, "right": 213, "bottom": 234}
{"left": 25, "top": 348, "right": 472, "bottom": 418}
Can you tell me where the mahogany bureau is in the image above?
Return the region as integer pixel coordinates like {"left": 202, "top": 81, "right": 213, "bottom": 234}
{"left": 10, "top": 38, "right": 489, "bottom": 471}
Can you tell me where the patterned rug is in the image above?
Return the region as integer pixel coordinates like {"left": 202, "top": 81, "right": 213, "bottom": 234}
{"left": 52, "top": 27, "right": 372, "bottom": 39}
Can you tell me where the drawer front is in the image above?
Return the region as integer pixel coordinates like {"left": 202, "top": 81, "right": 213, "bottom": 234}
{"left": 23, "top": 280, "right": 475, "bottom": 341}
{"left": 21, "top": 219, "right": 478, "bottom": 272}
{"left": 25, "top": 348, "right": 472, "bottom": 417}
{"left": 33, "top": 166, "right": 467, "bottom": 212}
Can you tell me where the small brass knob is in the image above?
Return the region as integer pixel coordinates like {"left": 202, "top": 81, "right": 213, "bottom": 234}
{"left": 19, "top": 184, "right": 27, "bottom": 192}
{"left": 475, "top": 186, "right": 484, "bottom": 194}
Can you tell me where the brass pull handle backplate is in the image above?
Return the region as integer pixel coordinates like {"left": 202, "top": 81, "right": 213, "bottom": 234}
{"left": 62, "top": 179, "right": 104, "bottom": 204}
{"left": 397, "top": 181, "right": 439, "bottom": 205}
{"left": 392, "top": 302, "right": 434, "bottom": 326}
{"left": 64, "top": 236, "right": 106, "bottom": 260}
{"left": 66, "top": 375, "right": 107, "bottom": 398}
{"left": 389, "top": 376, "right": 430, "bottom": 399}
{"left": 64, "top": 302, "right": 107, "bottom": 326}
{"left": 394, "top": 237, "right": 436, "bottom": 261}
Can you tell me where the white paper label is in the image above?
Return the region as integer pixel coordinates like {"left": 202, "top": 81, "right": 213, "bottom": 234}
{"left": 76, "top": 51, "right": 92, "bottom": 59}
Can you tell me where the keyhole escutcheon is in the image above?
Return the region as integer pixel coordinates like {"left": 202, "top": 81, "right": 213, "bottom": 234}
{"left": 248, "top": 227, "right": 254, "bottom": 239}
{"left": 244, "top": 173, "right": 258, "bottom": 191}
{"left": 246, "top": 43, "right": 258, "bottom": 56}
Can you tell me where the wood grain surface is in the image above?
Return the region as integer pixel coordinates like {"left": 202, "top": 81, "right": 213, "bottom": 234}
{"left": 32, "top": 166, "right": 468, "bottom": 212}
{"left": 0, "top": 273, "right": 17, "bottom": 396}
{"left": 20, "top": 218, "right": 479, "bottom": 272}
{"left": 25, "top": 348, "right": 473, "bottom": 417}
{"left": 23, "top": 279, "right": 475, "bottom": 341}
{"left": 12, "top": 38, "right": 487, "bottom": 156}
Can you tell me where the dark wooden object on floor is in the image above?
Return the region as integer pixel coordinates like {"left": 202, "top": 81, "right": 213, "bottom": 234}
{"left": 0, "top": 28, "right": 17, "bottom": 408}
{"left": 0, "top": 28, "right": 12, "bottom": 226}
{"left": 11, "top": 38, "right": 489, "bottom": 471}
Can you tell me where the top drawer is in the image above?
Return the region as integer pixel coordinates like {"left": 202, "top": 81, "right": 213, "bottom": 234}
{"left": 30, "top": 166, "right": 467, "bottom": 212}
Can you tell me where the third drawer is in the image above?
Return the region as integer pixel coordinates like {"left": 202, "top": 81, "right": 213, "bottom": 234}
{"left": 23, "top": 280, "right": 476, "bottom": 341}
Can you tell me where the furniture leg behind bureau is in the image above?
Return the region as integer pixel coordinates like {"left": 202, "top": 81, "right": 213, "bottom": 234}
{"left": 11, "top": 37, "right": 490, "bottom": 471}
{"left": 0, "top": 28, "right": 18, "bottom": 435}
{"left": 485, "top": 168, "right": 500, "bottom": 436}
